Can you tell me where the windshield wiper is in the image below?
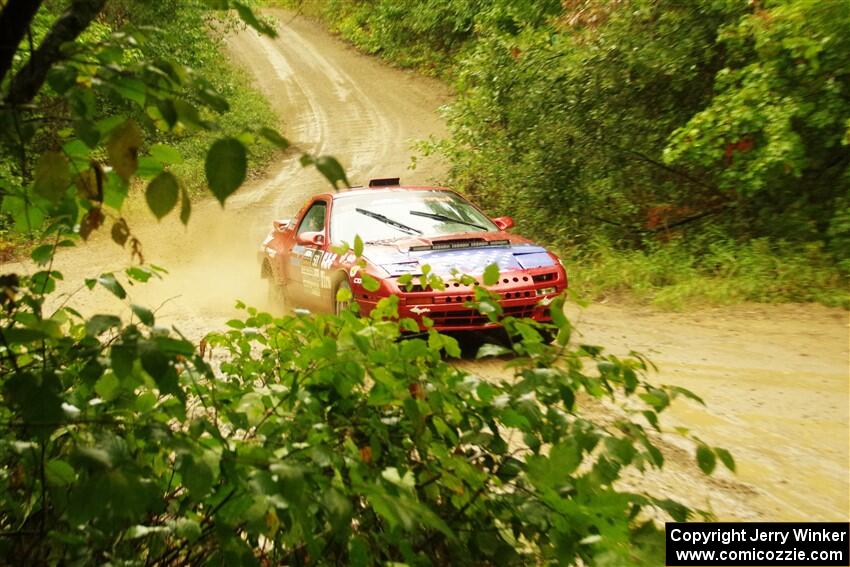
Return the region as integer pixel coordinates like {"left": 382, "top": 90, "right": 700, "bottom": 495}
{"left": 409, "top": 210, "right": 489, "bottom": 231}
{"left": 356, "top": 208, "right": 422, "bottom": 236}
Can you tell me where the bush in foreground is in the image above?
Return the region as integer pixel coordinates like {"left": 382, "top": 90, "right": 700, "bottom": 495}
{"left": 0, "top": 266, "right": 732, "bottom": 565}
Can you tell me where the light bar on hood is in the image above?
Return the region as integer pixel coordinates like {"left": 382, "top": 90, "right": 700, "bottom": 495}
{"left": 409, "top": 239, "right": 510, "bottom": 252}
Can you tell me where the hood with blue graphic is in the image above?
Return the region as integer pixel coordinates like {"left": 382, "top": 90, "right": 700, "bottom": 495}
{"left": 363, "top": 234, "right": 556, "bottom": 277}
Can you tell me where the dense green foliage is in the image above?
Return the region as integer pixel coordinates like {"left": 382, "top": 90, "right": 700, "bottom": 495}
{"left": 111, "top": 1, "right": 280, "bottom": 194}
{"left": 0, "top": 263, "right": 730, "bottom": 565}
{"left": 95, "top": 1, "right": 280, "bottom": 194}
{"left": 0, "top": 0, "right": 345, "bottom": 253}
{"left": 0, "top": 1, "right": 733, "bottom": 564}
{"left": 291, "top": 0, "right": 850, "bottom": 307}
{"left": 570, "top": 236, "right": 850, "bottom": 309}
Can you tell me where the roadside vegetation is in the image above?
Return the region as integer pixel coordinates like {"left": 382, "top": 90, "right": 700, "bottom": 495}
{"left": 280, "top": 0, "right": 850, "bottom": 309}
{"left": 0, "top": 1, "right": 731, "bottom": 564}
{"left": 0, "top": 0, "right": 279, "bottom": 260}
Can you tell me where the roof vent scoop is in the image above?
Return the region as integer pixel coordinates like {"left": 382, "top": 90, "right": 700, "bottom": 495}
{"left": 369, "top": 177, "right": 400, "bottom": 187}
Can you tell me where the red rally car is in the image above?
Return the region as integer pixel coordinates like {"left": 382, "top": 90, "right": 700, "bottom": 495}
{"left": 258, "top": 179, "right": 568, "bottom": 332}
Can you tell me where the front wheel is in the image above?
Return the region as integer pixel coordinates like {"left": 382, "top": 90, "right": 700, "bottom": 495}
{"left": 266, "top": 277, "right": 288, "bottom": 315}
{"left": 334, "top": 278, "right": 352, "bottom": 315}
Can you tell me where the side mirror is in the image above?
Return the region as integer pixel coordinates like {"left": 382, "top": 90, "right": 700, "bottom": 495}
{"left": 492, "top": 216, "right": 514, "bottom": 231}
{"left": 296, "top": 231, "right": 325, "bottom": 246}
{"left": 273, "top": 218, "right": 291, "bottom": 232}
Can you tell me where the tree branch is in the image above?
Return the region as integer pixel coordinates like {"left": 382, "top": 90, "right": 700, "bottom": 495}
{"left": 4, "top": 0, "right": 107, "bottom": 106}
{"left": 0, "top": 0, "right": 44, "bottom": 86}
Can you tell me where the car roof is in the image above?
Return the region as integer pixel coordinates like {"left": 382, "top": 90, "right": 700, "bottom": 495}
{"left": 327, "top": 186, "right": 454, "bottom": 200}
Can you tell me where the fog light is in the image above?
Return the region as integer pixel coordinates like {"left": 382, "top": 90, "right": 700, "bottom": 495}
{"left": 536, "top": 287, "right": 557, "bottom": 296}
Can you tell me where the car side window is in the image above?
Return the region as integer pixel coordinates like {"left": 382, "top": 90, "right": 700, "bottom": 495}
{"left": 297, "top": 202, "right": 327, "bottom": 236}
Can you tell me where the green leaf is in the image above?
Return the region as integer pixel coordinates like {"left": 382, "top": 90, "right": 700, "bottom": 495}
{"left": 112, "top": 77, "right": 147, "bottom": 107}
{"left": 135, "top": 392, "right": 156, "bottom": 412}
{"left": 483, "top": 263, "right": 500, "bottom": 286}
{"left": 45, "top": 459, "right": 76, "bottom": 486}
{"left": 131, "top": 304, "right": 155, "bottom": 326}
{"left": 639, "top": 388, "right": 670, "bottom": 412}
{"left": 149, "top": 144, "right": 183, "bottom": 164}
{"left": 86, "top": 314, "right": 122, "bottom": 336}
{"left": 95, "top": 372, "right": 121, "bottom": 401}
{"left": 442, "top": 334, "right": 461, "bottom": 358}
{"left": 715, "top": 447, "right": 736, "bottom": 472}
{"left": 180, "top": 188, "right": 191, "bottom": 225}
{"left": 669, "top": 385, "right": 706, "bottom": 406}
{"left": 103, "top": 172, "right": 129, "bottom": 210}
{"left": 336, "top": 286, "right": 353, "bottom": 303}
{"left": 154, "top": 336, "right": 194, "bottom": 356}
{"left": 313, "top": 155, "right": 349, "bottom": 190}
{"left": 197, "top": 87, "right": 230, "bottom": 113}
{"left": 354, "top": 234, "right": 364, "bottom": 257}
{"left": 33, "top": 151, "right": 71, "bottom": 203}
{"left": 47, "top": 65, "right": 77, "bottom": 94}
{"left": 361, "top": 274, "right": 380, "bottom": 292}
{"left": 126, "top": 266, "right": 153, "bottom": 283}
{"left": 175, "top": 518, "right": 202, "bottom": 542}
{"left": 180, "top": 456, "right": 214, "bottom": 499}
{"left": 2, "top": 327, "right": 47, "bottom": 344}
{"left": 96, "top": 115, "right": 127, "bottom": 135}
{"left": 549, "top": 294, "right": 568, "bottom": 328}
{"left": 136, "top": 156, "right": 164, "bottom": 179}
{"left": 696, "top": 444, "right": 716, "bottom": 475}
{"left": 233, "top": 2, "right": 278, "bottom": 37}
{"left": 78, "top": 447, "right": 112, "bottom": 468}
{"left": 323, "top": 489, "right": 353, "bottom": 534}
{"left": 1, "top": 195, "right": 45, "bottom": 232}
{"left": 146, "top": 172, "right": 179, "bottom": 220}
{"left": 258, "top": 127, "right": 289, "bottom": 148}
{"left": 205, "top": 138, "right": 247, "bottom": 204}
{"left": 476, "top": 343, "right": 511, "bottom": 358}
{"left": 174, "top": 99, "right": 206, "bottom": 129}
{"left": 154, "top": 98, "right": 178, "bottom": 129}
{"left": 74, "top": 119, "right": 101, "bottom": 147}
{"left": 653, "top": 498, "right": 690, "bottom": 523}
{"left": 111, "top": 344, "right": 136, "bottom": 380}
{"left": 97, "top": 273, "right": 127, "bottom": 299}
{"left": 348, "top": 535, "right": 372, "bottom": 567}
{"left": 642, "top": 410, "right": 660, "bottom": 431}
{"left": 107, "top": 120, "right": 143, "bottom": 179}
{"left": 31, "top": 244, "right": 54, "bottom": 266}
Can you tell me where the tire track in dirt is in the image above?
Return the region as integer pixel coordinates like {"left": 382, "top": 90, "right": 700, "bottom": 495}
{"left": 458, "top": 301, "right": 849, "bottom": 522}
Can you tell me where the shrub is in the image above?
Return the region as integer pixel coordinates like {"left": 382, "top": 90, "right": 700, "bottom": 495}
{"left": 0, "top": 263, "right": 731, "bottom": 565}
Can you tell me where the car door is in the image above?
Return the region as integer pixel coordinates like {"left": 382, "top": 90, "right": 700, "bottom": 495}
{"left": 287, "top": 199, "right": 329, "bottom": 312}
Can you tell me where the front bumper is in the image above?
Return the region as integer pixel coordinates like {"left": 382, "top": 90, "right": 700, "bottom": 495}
{"left": 353, "top": 266, "right": 568, "bottom": 332}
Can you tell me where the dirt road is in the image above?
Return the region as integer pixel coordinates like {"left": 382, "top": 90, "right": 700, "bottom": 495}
{"left": 7, "top": 11, "right": 848, "bottom": 523}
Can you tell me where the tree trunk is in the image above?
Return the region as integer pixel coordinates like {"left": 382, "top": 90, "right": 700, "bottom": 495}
{"left": 4, "top": 0, "right": 107, "bottom": 106}
{"left": 0, "top": 0, "right": 44, "bottom": 86}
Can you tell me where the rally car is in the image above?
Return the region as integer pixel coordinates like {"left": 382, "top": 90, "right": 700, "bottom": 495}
{"left": 258, "top": 178, "right": 567, "bottom": 332}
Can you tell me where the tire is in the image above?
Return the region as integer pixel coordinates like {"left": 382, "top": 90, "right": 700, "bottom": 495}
{"left": 266, "top": 277, "right": 288, "bottom": 315}
{"left": 538, "top": 326, "right": 556, "bottom": 344}
{"left": 334, "top": 278, "right": 352, "bottom": 315}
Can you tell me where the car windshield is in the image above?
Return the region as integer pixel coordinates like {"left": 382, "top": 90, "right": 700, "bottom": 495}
{"left": 330, "top": 190, "right": 498, "bottom": 244}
